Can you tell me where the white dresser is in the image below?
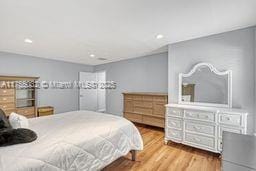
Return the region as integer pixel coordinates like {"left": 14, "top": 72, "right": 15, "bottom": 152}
{"left": 165, "top": 104, "right": 248, "bottom": 153}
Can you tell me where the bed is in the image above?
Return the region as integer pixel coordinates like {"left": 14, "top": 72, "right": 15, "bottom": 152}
{"left": 0, "top": 110, "right": 143, "bottom": 171}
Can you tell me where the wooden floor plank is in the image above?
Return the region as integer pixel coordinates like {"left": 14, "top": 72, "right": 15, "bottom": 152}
{"left": 103, "top": 124, "right": 221, "bottom": 171}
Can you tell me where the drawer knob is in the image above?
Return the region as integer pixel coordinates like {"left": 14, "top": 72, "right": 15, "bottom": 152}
{"left": 3, "top": 98, "right": 6, "bottom": 101}
{"left": 225, "top": 117, "right": 231, "bottom": 121}
{"left": 203, "top": 115, "right": 209, "bottom": 119}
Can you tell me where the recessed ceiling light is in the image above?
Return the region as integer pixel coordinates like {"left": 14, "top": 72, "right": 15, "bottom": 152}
{"left": 90, "top": 54, "right": 95, "bottom": 58}
{"left": 24, "top": 38, "right": 33, "bottom": 43}
{"left": 156, "top": 34, "right": 164, "bottom": 39}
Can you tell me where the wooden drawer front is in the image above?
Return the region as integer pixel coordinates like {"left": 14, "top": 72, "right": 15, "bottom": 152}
{"left": 153, "top": 102, "right": 165, "bottom": 117}
{"left": 185, "top": 133, "right": 215, "bottom": 149}
{"left": 133, "top": 101, "right": 153, "bottom": 108}
{"left": 0, "top": 89, "right": 15, "bottom": 96}
{"left": 133, "top": 95, "right": 143, "bottom": 101}
{"left": 167, "top": 117, "right": 182, "bottom": 129}
{"left": 184, "top": 110, "right": 215, "bottom": 122}
{"left": 218, "top": 126, "right": 243, "bottom": 138}
{"left": 124, "top": 100, "right": 133, "bottom": 112}
{"left": 134, "top": 107, "right": 152, "bottom": 115}
{"left": 219, "top": 113, "right": 242, "bottom": 126}
{"left": 167, "top": 108, "right": 183, "bottom": 117}
{"left": 167, "top": 128, "right": 182, "bottom": 140}
{"left": 124, "top": 113, "right": 142, "bottom": 123}
{"left": 143, "top": 115, "right": 164, "bottom": 128}
{"left": 143, "top": 96, "right": 153, "bottom": 101}
{"left": 0, "top": 96, "right": 15, "bottom": 103}
{"left": 185, "top": 122, "right": 215, "bottom": 136}
{"left": 143, "top": 101, "right": 153, "bottom": 108}
{"left": 17, "top": 107, "right": 35, "bottom": 117}
{"left": 0, "top": 103, "right": 15, "bottom": 110}
{"left": 133, "top": 100, "right": 144, "bottom": 107}
{"left": 124, "top": 95, "right": 133, "bottom": 100}
{"left": 39, "top": 111, "right": 53, "bottom": 116}
{"left": 153, "top": 96, "right": 167, "bottom": 103}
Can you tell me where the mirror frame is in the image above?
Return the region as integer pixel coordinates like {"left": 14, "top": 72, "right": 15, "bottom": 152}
{"left": 178, "top": 62, "right": 232, "bottom": 108}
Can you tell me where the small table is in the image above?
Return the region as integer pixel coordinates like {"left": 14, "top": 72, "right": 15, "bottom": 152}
{"left": 222, "top": 132, "right": 256, "bottom": 171}
{"left": 37, "top": 106, "right": 54, "bottom": 117}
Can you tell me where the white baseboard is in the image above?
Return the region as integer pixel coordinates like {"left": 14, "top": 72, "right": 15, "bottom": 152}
{"left": 254, "top": 132, "right": 256, "bottom": 136}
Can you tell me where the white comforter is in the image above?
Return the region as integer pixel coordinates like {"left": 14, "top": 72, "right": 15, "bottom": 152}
{"left": 0, "top": 111, "right": 143, "bottom": 171}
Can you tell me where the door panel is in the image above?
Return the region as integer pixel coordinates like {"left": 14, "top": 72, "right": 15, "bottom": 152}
{"left": 79, "top": 72, "right": 97, "bottom": 111}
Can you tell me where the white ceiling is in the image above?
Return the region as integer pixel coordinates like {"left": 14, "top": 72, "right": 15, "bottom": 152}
{"left": 0, "top": 0, "right": 256, "bottom": 65}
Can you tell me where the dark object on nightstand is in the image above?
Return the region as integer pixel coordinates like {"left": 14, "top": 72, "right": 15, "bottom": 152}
{"left": 222, "top": 132, "right": 256, "bottom": 171}
{"left": 37, "top": 106, "right": 54, "bottom": 117}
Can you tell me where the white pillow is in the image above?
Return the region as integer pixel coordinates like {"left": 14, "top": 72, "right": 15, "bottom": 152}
{"left": 9, "top": 112, "right": 29, "bottom": 129}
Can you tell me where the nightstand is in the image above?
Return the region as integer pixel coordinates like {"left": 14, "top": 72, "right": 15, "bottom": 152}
{"left": 37, "top": 106, "right": 54, "bottom": 117}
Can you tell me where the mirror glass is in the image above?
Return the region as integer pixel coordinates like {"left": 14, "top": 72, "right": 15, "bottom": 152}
{"left": 180, "top": 65, "right": 229, "bottom": 106}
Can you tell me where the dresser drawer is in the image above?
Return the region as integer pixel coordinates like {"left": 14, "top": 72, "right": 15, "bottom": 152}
{"left": 0, "top": 103, "right": 15, "bottom": 110}
{"left": 0, "top": 96, "right": 15, "bottom": 103}
{"left": 16, "top": 107, "right": 35, "bottom": 117}
{"left": 134, "top": 107, "right": 152, "bottom": 115}
{"left": 167, "top": 117, "right": 182, "bottom": 129}
{"left": 143, "top": 101, "right": 153, "bottom": 108}
{"left": 218, "top": 126, "right": 243, "bottom": 138}
{"left": 184, "top": 110, "right": 215, "bottom": 122}
{"left": 124, "top": 95, "right": 133, "bottom": 100}
{"left": 167, "top": 108, "right": 183, "bottom": 117}
{"left": 143, "top": 96, "right": 153, "bottom": 101}
{"left": 133, "top": 95, "right": 143, "bottom": 101}
{"left": 143, "top": 115, "right": 164, "bottom": 128}
{"left": 124, "top": 112, "right": 142, "bottom": 123}
{"left": 124, "top": 100, "right": 133, "bottom": 113}
{"left": 167, "top": 128, "right": 183, "bottom": 140}
{"left": 133, "top": 101, "right": 152, "bottom": 108}
{"left": 185, "top": 122, "right": 215, "bottom": 136}
{"left": 153, "top": 96, "right": 167, "bottom": 103}
{"left": 153, "top": 102, "right": 165, "bottom": 117}
{"left": 133, "top": 101, "right": 144, "bottom": 107}
{"left": 185, "top": 133, "right": 215, "bottom": 149}
{"left": 0, "top": 89, "right": 15, "bottom": 96}
{"left": 219, "top": 113, "right": 242, "bottom": 126}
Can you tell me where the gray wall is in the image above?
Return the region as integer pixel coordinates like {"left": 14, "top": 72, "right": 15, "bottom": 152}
{"left": 0, "top": 52, "right": 93, "bottom": 113}
{"left": 95, "top": 53, "right": 168, "bottom": 116}
{"left": 168, "top": 27, "right": 256, "bottom": 133}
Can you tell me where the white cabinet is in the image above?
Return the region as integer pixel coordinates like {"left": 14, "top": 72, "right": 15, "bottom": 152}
{"left": 165, "top": 104, "right": 248, "bottom": 153}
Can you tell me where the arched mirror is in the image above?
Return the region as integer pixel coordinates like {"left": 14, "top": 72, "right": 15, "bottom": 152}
{"left": 178, "top": 63, "right": 232, "bottom": 108}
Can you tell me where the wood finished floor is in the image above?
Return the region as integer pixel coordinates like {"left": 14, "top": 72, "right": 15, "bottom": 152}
{"left": 103, "top": 124, "right": 221, "bottom": 171}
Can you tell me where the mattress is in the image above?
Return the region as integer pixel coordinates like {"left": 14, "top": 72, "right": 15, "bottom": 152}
{"left": 0, "top": 110, "right": 143, "bottom": 171}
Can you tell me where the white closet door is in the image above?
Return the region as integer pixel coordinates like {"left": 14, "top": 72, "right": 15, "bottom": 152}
{"left": 79, "top": 72, "right": 97, "bottom": 111}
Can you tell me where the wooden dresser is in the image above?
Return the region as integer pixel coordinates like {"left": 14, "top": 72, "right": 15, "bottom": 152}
{"left": 0, "top": 75, "right": 39, "bottom": 118}
{"left": 123, "top": 92, "right": 168, "bottom": 128}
